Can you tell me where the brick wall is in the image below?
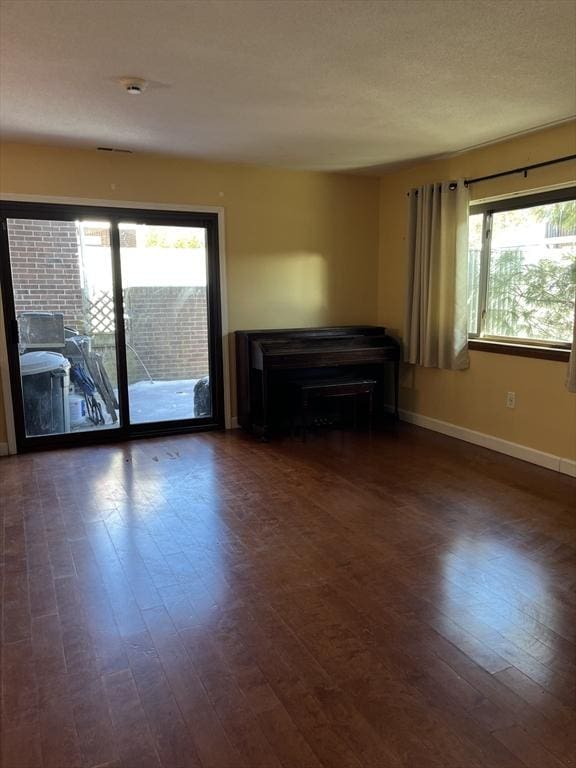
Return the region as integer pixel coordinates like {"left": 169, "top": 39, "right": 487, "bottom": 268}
{"left": 7, "top": 219, "right": 86, "bottom": 330}
{"left": 124, "top": 286, "right": 209, "bottom": 381}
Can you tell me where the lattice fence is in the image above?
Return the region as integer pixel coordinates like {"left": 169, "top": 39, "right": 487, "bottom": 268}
{"left": 88, "top": 291, "right": 116, "bottom": 333}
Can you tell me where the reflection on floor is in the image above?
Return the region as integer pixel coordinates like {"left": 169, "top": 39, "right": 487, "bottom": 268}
{"left": 1, "top": 425, "right": 575, "bottom": 768}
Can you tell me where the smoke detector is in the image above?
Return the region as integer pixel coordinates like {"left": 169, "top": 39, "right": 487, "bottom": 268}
{"left": 118, "top": 77, "right": 149, "bottom": 95}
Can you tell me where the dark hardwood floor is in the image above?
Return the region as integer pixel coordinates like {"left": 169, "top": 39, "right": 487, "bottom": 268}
{"left": 1, "top": 424, "right": 575, "bottom": 768}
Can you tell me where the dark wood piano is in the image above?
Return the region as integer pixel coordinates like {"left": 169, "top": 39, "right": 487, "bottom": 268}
{"left": 235, "top": 326, "right": 400, "bottom": 436}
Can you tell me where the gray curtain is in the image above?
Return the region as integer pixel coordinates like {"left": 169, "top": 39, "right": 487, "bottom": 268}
{"left": 404, "top": 180, "right": 470, "bottom": 370}
{"left": 567, "top": 291, "right": 576, "bottom": 393}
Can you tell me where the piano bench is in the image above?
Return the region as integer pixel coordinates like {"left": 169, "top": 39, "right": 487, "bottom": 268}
{"left": 291, "top": 377, "right": 377, "bottom": 440}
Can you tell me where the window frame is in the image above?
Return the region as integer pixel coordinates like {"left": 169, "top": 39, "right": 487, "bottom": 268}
{"left": 468, "top": 186, "right": 575, "bottom": 360}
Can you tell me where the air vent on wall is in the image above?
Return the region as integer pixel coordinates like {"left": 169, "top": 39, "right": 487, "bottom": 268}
{"left": 97, "top": 147, "right": 134, "bottom": 153}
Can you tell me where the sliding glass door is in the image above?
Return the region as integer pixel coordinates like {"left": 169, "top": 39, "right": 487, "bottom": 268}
{"left": 4, "top": 217, "right": 120, "bottom": 438}
{"left": 119, "top": 222, "right": 211, "bottom": 424}
{"left": 0, "top": 203, "right": 223, "bottom": 451}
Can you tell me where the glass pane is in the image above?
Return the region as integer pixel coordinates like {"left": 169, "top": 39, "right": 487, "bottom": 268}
{"left": 7, "top": 218, "right": 120, "bottom": 437}
{"left": 467, "top": 213, "right": 483, "bottom": 334}
{"left": 119, "top": 223, "right": 211, "bottom": 424}
{"left": 485, "top": 200, "right": 576, "bottom": 343}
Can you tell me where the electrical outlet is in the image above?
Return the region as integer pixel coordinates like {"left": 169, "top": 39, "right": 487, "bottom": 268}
{"left": 506, "top": 391, "right": 516, "bottom": 409}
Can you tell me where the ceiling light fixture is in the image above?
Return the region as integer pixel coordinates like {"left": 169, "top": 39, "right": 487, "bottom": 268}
{"left": 117, "top": 76, "right": 149, "bottom": 95}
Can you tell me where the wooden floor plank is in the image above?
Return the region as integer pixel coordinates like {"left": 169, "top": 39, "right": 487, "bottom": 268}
{"left": 103, "top": 668, "right": 162, "bottom": 768}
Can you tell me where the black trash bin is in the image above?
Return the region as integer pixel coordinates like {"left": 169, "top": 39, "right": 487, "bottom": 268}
{"left": 20, "top": 351, "right": 70, "bottom": 436}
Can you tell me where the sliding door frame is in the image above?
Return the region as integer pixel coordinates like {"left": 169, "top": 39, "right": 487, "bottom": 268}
{"left": 0, "top": 198, "right": 228, "bottom": 453}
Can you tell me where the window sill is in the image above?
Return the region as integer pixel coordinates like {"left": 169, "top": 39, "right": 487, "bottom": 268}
{"left": 468, "top": 339, "right": 570, "bottom": 362}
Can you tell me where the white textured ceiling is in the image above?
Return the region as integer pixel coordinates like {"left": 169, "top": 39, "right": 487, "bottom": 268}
{"left": 0, "top": 0, "right": 575, "bottom": 171}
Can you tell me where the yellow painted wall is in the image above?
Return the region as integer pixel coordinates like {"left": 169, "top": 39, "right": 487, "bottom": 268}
{"left": 0, "top": 143, "right": 380, "bottom": 442}
{"left": 378, "top": 121, "right": 576, "bottom": 460}
{"left": 1, "top": 124, "right": 575, "bottom": 460}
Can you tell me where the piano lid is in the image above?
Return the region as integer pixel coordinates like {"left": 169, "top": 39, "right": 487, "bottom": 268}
{"left": 253, "top": 334, "right": 392, "bottom": 354}
{"left": 237, "top": 324, "right": 386, "bottom": 339}
{"left": 250, "top": 331, "right": 399, "bottom": 370}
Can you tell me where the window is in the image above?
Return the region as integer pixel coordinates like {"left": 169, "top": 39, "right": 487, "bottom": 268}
{"left": 468, "top": 189, "right": 575, "bottom": 351}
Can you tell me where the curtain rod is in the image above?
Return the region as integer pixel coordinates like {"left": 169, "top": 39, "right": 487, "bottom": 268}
{"left": 407, "top": 153, "right": 576, "bottom": 195}
{"left": 464, "top": 153, "right": 576, "bottom": 186}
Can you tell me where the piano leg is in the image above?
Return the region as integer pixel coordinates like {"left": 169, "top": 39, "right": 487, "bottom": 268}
{"left": 394, "top": 360, "right": 400, "bottom": 420}
{"left": 368, "top": 389, "right": 374, "bottom": 435}
{"left": 260, "top": 370, "right": 270, "bottom": 440}
{"left": 302, "top": 392, "right": 309, "bottom": 442}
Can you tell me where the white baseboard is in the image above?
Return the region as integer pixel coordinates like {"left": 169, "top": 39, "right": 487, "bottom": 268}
{"left": 0, "top": 442, "right": 9, "bottom": 457}
{"left": 559, "top": 458, "right": 576, "bottom": 478}
{"left": 399, "top": 409, "right": 576, "bottom": 478}
{"left": 229, "top": 416, "right": 239, "bottom": 429}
